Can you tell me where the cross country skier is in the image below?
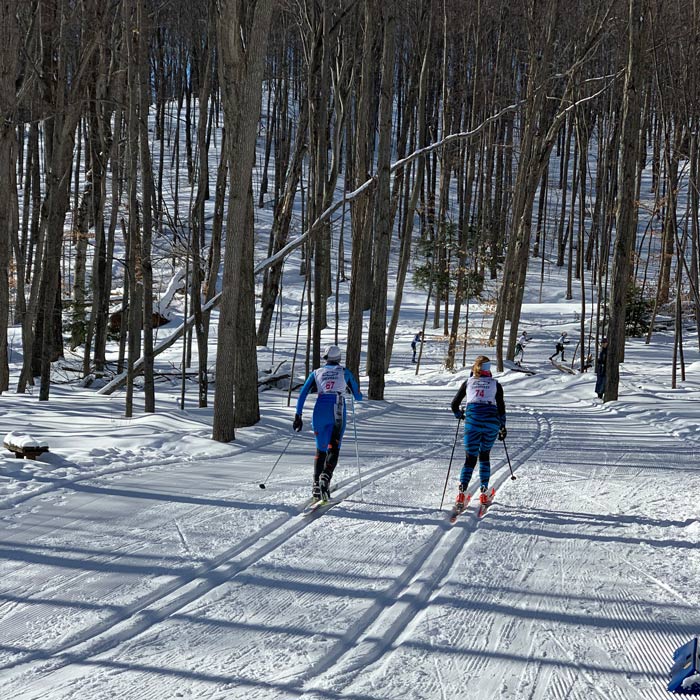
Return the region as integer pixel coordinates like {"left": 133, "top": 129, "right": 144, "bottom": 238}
{"left": 411, "top": 331, "right": 424, "bottom": 363}
{"left": 549, "top": 332, "right": 569, "bottom": 362}
{"left": 450, "top": 355, "right": 507, "bottom": 513}
{"left": 293, "top": 345, "right": 363, "bottom": 501}
{"left": 514, "top": 331, "right": 530, "bottom": 365}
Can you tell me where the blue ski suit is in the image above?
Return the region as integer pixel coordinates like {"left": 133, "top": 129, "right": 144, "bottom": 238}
{"left": 451, "top": 371, "right": 506, "bottom": 491}
{"left": 296, "top": 361, "right": 362, "bottom": 486}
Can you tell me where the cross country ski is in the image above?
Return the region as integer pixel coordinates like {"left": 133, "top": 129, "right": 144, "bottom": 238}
{"left": 303, "top": 495, "right": 340, "bottom": 516}
{"left": 477, "top": 487, "right": 496, "bottom": 517}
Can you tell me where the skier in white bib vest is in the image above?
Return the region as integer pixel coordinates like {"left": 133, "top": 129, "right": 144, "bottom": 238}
{"left": 294, "top": 345, "right": 363, "bottom": 501}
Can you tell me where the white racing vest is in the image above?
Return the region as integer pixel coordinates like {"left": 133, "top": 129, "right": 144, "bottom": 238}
{"left": 314, "top": 364, "right": 347, "bottom": 422}
{"left": 313, "top": 364, "right": 347, "bottom": 396}
{"left": 466, "top": 375, "right": 497, "bottom": 405}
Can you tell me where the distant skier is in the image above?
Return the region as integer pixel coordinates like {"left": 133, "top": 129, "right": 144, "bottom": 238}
{"left": 293, "top": 345, "right": 363, "bottom": 501}
{"left": 595, "top": 337, "right": 608, "bottom": 399}
{"left": 514, "top": 331, "right": 531, "bottom": 366}
{"left": 549, "top": 332, "right": 569, "bottom": 362}
{"left": 450, "top": 355, "right": 507, "bottom": 513}
{"left": 411, "top": 331, "right": 424, "bottom": 363}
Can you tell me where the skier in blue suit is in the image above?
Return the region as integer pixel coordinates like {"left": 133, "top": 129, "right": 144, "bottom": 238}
{"left": 450, "top": 355, "right": 507, "bottom": 511}
{"left": 293, "top": 345, "right": 363, "bottom": 500}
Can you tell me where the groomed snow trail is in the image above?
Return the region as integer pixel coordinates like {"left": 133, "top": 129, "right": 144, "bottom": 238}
{"left": 0, "top": 382, "right": 698, "bottom": 700}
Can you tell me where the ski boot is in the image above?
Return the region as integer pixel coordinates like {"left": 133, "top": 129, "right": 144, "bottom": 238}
{"left": 312, "top": 482, "right": 321, "bottom": 501}
{"left": 319, "top": 474, "right": 332, "bottom": 501}
{"left": 454, "top": 485, "right": 469, "bottom": 513}
{"left": 479, "top": 486, "right": 494, "bottom": 506}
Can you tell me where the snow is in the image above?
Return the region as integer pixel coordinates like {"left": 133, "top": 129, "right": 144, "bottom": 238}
{"left": 4, "top": 94, "right": 700, "bottom": 699}
{"left": 3, "top": 432, "right": 49, "bottom": 450}
{"left": 682, "top": 673, "right": 700, "bottom": 690}
{"left": 1, "top": 257, "right": 699, "bottom": 700}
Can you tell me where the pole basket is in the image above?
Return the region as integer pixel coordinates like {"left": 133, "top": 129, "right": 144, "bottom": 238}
{"left": 669, "top": 638, "right": 700, "bottom": 694}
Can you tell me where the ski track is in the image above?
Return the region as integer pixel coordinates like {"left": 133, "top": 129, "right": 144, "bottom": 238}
{"left": 0, "top": 399, "right": 400, "bottom": 658}
{"left": 0, "top": 398, "right": 458, "bottom": 698}
{"left": 295, "top": 402, "right": 696, "bottom": 700}
{"left": 0, "top": 401, "right": 400, "bottom": 512}
{"left": 290, "top": 410, "right": 552, "bottom": 698}
{"left": 1, "top": 392, "right": 698, "bottom": 699}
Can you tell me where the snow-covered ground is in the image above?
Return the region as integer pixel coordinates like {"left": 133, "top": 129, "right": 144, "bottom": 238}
{"left": 1, "top": 251, "right": 699, "bottom": 700}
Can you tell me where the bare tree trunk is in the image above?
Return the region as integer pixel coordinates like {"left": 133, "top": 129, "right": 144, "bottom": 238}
{"left": 125, "top": 0, "right": 143, "bottom": 417}
{"left": 367, "top": 1, "right": 396, "bottom": 399}
{"left": 213, "top": 0, "right": 272, "bottom": 441}
{"left": 606, "top": 0, "right": 645, "bottom": 402}
{"left": 191, "top": 22, "right": 213, "bottom": 408}
{"left": 346, "top": 0, "right": 378, "bottom": 379}
{"left": 257, "top": 102, "right": 309, "bottom": 346}
{"left": 0, "top": 0, "right": 20, "bottom": 391}
{"left": 386, "top": 2, "right": 432, "bottom": 369}
{"left": 137, "top": 0, "right": 156, "bottom": 412}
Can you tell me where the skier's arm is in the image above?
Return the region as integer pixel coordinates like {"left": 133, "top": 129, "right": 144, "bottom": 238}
{"left": 295, "top": 373, "right": 317, "bottom": 415}
{"left": 344, "top": 368, "right": 363, "bottom": 401}
{"left": 451, "top": 381, "right": 467, "bottom": 417}
{"left": 496, "top": 383, "right": 506, "bottom": 426}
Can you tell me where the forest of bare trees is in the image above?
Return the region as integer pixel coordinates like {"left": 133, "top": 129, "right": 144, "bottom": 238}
{"left": 1, "top": 0, "right": 700, "bottom": 441}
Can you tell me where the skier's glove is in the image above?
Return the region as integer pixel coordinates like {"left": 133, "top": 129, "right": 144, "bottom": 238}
{"left": 293, "top": 414, "right": 303, "bottom": 432}
{"left": 454, "top": 408, "right": 465, "bottom": 421}
{"left": 498, "top": 426, "right": 507, "bottom": 441}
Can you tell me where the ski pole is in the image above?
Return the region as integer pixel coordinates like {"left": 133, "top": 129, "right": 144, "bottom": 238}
{"left": 351, "top": 395, "right": 364, "bottom": 501}
{"left": 503, "top": 439, "right": 516, "bottom": 480}
{"left": 259, "top": 433, "right": 295, "bottom": 489}
{"left": 439, "top": 415, "right": 462, "bottom": 509}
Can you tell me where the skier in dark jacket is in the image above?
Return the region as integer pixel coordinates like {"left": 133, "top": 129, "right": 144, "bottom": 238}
{"left": 294, "top": 345, "right": 363, "bottom": 500}
{"left": 595, "top": 337, "right": 608, "bottom": 399}
{"left": 411, "top": 331, "right": 424, "bottom": 363}
{"left": 450, "top": 355, "right": 507, "bottom": 512}
{"left": 549, "top": 332, "right": 569, "bottom": 362}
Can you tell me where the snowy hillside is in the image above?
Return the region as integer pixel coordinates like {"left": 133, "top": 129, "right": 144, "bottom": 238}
{"left": 0, "top": 261, "right": 699, "bottom": 700}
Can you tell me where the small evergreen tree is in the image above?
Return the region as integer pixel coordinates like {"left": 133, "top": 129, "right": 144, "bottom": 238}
{"left": 625, "top": 283, "right": 653, "bottom": 336}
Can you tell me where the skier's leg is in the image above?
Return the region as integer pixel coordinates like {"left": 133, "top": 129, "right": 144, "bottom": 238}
{"left": 478, "top": 422, "right": 499, "bottom": 501}
{"left": 454, "top": 452, "right": 477, "bottom": 510}
{"left": 314, "top": 416, "right": 334, "bottom": 498}
{"left": 313, "top": 450, "right": 327, "bottom": 498}
{"left": 322, "top": 420, "right": 343, "bottom": 482}
{"left": 477, "top": 450, "right": 491, "bottom": 491}
{"left": 461, "top": 420, "right": 481, "bottom": 490}
{"left": 459, "top": 453, "right": 478, "bottom": 491}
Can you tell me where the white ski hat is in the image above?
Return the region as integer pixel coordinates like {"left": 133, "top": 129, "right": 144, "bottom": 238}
{"left": 323, "top": 345, "right": 341, "bottom": 362}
